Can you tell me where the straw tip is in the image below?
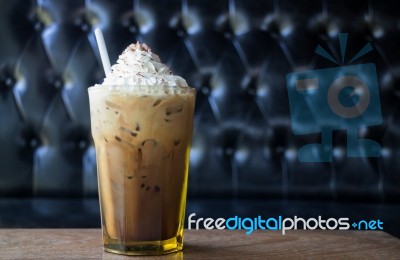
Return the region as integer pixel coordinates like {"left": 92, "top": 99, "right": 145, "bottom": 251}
{"left": 94, "top": 28, "right": 103, "bottom": 38}
{"left": 94, "top": 28, "right": 111, "bottom": 76}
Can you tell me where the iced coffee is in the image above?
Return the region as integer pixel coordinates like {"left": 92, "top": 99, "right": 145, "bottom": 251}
{"left": 88, "top": 43, "right": 196, "bottom": 255}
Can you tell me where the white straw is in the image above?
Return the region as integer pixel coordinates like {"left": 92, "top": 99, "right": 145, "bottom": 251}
{"left": 94, "top": 28, "right": 111, "bottom": 76}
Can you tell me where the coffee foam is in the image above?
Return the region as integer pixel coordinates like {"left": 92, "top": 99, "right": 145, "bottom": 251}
{"left": 100, "top": 43, "right": 188, "bottom": 89}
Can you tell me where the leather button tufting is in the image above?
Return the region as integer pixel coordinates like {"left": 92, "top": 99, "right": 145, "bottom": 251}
{"left": 29, "top": 15, "right": 45, "bottom": 32}
{"left": 62, "top": 126, "right": 90, "bottom": 158}
{"left": 261, "top": 14, "right": 283, "bottom": 39}
{"left": 382, "top": 69, "right": 400, "bottom": 96}
{"left": 362, "top": 16, "right": 385, "bottom": 39}
{"left": 121, "top": 12, "right": 139, "bottom": 34}
{"left": 1, "top": 0, "right": 399, "bottom": 201}
{"left": 261, "top": 14, "right": 294, "bottom": 38}
{"left": 28, "top": 7, "right": 51, "bottom": 32}
{"left": 170, "top": 11, "right": 201, "bottom": 37}
{"left": 0, "top": 67, "right": 15, "bottom": 94}
{"left": 48, "top": 74, "right": 64, "bottom": 90}
{"left": 242, "top": 74, "right": 257, "bottom": 96}
{"left": 216, "top": 11, "right": 249, "bottom": 38}
{"left": 308, "top": 14, "right": 340, "bottom": 39}
{"left": 194, "top": 72, "right": 212, "bottom": 96}
{"left": 74, "top": 11, "right": 92, "bottom": 32}
{"left": 17, "top": 125, "right": 41, "bottom": 160}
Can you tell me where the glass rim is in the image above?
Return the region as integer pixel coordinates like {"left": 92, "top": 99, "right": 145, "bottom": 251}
{"left": 88, "top": 84, "right": 196, "bottom": 93}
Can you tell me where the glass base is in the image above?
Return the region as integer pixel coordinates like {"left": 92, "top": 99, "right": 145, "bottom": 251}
{"left": 103, "top": 235, "right": 183, "bottom": 256}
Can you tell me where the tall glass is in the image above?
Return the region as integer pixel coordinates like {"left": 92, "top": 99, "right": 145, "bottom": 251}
{"left": 88, "top": 85, "right": 196, "bottom": 255}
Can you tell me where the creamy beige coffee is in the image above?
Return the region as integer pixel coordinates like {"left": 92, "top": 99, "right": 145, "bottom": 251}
{"left": 88, "top": 43, "right": 195, "bottom": 255}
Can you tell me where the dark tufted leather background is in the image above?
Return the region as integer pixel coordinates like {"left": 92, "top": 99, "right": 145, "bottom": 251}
{"left": 1, "top": 0, "right": 400, "bottom": 231}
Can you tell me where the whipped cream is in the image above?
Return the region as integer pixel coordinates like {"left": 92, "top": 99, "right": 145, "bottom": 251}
{"left": 101, "top": 43, "right": 188, "bottom": 88}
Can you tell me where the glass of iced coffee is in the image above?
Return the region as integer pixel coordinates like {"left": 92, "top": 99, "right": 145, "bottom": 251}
{"left": 88, "top": 43, "right": 196, "bottom": 255}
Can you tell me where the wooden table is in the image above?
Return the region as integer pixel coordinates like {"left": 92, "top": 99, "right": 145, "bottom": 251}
{"left": 1, "top": 229, "right": 399, "bottom": 259}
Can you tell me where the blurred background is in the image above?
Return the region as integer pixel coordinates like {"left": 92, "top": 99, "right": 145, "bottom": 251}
{"left": 0, "top": 0, "right": 399, "bottom": 237}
